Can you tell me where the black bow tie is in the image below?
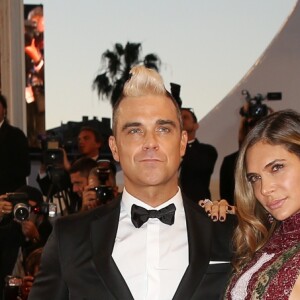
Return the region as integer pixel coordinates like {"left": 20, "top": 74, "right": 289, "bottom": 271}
{"left": 131, "top": 203, "right": 176, "bottom": 228}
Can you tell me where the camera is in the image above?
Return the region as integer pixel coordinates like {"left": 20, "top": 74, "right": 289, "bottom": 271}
{"left": 91, "top": 159, "right": 115, "bottom": 204}
{"left": 90, "top": 186, "right": 114, "bottom": 205}
{"left": 41, "top": 135, "right": 64, "bottom": 168}
{"left": 6, "top": 192, "right": 56, "bottom": 221}
{"left": 240, "top": 90, "right": 282, "bottom": 119}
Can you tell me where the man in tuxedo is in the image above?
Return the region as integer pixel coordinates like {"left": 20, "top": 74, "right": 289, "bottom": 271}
{"left": 29, "top": 66, "right": 233, "bottom": 300}
{"left": 0, "top": 94, "right": 31, "bottom": 195}
{"left": 179, "top": 108, "right": 217, "bottom": 203}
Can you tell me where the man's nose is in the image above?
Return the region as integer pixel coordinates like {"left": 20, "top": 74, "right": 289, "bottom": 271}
{"left": 142, "top": 132, "right": 159, "bottom": 151}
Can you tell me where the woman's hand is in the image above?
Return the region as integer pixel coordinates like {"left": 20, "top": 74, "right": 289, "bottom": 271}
{"left": 199, "top": 199, "right": 236, "bottom": 222}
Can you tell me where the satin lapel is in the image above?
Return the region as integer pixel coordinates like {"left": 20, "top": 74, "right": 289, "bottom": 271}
{"left": 90, "top": 197, "right": 134, "bottom": 300}
{"left": 173, "top": 197, "right": 213, "bottom": 300}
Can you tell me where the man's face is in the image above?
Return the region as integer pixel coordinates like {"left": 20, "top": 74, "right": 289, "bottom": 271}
{"left": 0, "top": 103, "right": 6, "bottom": 123}
{"left": 109, "top": 95, "right": 187, "bottom": 194}
{"left": 181, "top": 109, "right": 198, "bottom": 134}
{"left": 78, "top": 130, "right": 101, "bottom": 158}
{"left": 70, "top": 171, "right": 88, "bottom": 197}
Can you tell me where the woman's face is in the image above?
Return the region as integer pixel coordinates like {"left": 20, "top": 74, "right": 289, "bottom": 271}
{"left": 246, "top": 141, "right": 300, "bottom": 221}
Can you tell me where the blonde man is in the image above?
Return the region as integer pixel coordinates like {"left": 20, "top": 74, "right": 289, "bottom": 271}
{"left": 29, "top": 66, "right": 234, "bottom": 300}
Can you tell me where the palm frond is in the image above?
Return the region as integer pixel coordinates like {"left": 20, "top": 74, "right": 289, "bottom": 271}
{"left": 124, "top": 42, "right": 141, "bottom": 67}
{"left": 92, "top": 41, "right": 161, "bottom": 107}
{"left": 102, "top": 50, "right": 121, "bottom": 76}
{"left": 144, "top": 53, "right": 161, "bottom": 72}
{"left": 92, "top": 73, "right": 112, "bottom": 98}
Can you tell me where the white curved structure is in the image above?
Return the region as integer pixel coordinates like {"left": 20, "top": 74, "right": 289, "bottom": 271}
{"left": 197, "top": 1, "right": 300, "bottom": 200}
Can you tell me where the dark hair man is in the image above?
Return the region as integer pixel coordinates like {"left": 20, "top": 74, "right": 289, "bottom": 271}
{"left": 29, "top": 66, "right": 233, "bottom": 300}
{"left": 69, "top": 157, "right": 98, "bottom": 199}
{"left": 0, "top": 94, "right": 31, "bottom": 195}
{"left": 36, "top": 126, "right": 103, "bottom": 199}
{"left": 180, "top": 108, "right": 218, "bottom": 202}
{"left": 77, "top": 126, "right": 103, "bottom": 160}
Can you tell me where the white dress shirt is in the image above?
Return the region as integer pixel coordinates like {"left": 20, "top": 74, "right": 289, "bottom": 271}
{"left": 112, "top": 188, "right": 189, "bottom": 300}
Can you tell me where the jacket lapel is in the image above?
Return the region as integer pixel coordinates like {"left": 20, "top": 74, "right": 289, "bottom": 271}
{"left": 173, "top": 197, "right": 213, "bottom": 299}
{"left": 90, "top": 197, "right": 134, "bottom": 300}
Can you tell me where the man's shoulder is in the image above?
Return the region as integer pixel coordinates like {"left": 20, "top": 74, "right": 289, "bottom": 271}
{"left": 223, "top": 150, "right": 239, "bottom": 161}
{"left": 194, "top": 139, "right": 217, "bottom": 154}
{"left": 55, "top": 197, "right": 121, "bottom": 231}
{"left": 182, "top": 194, "right": 212, "bottom": 222}
{"left": 3, "top": 122, "right": 27, "bottom": 139}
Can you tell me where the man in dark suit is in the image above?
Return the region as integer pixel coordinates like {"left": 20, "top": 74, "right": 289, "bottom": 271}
{"left": 179, "top": 108, "right": 218, "bottom": 203}
{"left": 29, "top": 66, "right": 233, "bottom": 300}
{"left": 0, "top": 94, "right": 31, "bottom": 195}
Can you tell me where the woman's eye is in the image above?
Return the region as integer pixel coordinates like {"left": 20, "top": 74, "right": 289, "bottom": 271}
{"left": 247, "top": 174, "right": 260, "bottom": 183}
{"left": 272, "top": 163, "right": 284, "bottom": 172}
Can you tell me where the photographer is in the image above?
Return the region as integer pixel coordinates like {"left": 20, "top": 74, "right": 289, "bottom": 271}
{"left": 219, "top": 101, "right": 274, "bottom": 205}
{"left": 81, "top": 160, "right": 119, "bottom": 211}
{"left": 25, "top": 5, "right": 45, "bottom": 148}
{"left": 36, "top": 127, "right": 104, "bottom": 200}
{"left": 0, "top": 186, "right": 52, "bottom": 299}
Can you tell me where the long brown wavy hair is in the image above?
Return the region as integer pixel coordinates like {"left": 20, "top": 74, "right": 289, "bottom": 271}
{"left": 232, "top": 109, "right": 300, "bottom": 271}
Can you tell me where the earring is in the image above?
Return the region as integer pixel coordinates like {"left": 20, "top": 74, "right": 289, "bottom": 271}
{"left": 268, "top": 213, "right": 274, "bottom": 224}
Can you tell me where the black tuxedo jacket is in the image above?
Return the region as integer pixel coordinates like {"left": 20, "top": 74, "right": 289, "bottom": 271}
{"left": 180, "top": 139, "right": 218, "bottom": 202}
{"left": 29, "top": 195, "right": 234, "bottom": 300}
{"left": 0, "top": 121, "right": 30, "bottom": 194}
{"left": 219, "top": 151, "right": 239, "bottom": 206}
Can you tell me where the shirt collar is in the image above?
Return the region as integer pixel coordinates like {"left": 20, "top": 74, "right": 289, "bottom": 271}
{"left": 187, "top": 138, "right": 196, "bottom": 144}
{"left": 0, "top": 119, "right": 4, "bottom": 128}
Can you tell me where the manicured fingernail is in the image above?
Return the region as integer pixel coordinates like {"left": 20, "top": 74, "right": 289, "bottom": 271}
{"left": 212, "top": 216, "right": 217, "bottom": 221}
{"left": 220, "top": 217, "right": 224, "bottom": 221}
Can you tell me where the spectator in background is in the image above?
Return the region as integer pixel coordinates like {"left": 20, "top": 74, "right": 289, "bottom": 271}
{"left": 179, "top": 107, "right": 218, "bottom": 202}
{"left": 77, "top": 126, "right": 103, "bottom": 160}
{"left": 36, "top": 126, "right": 103, "bottom": 200}
{"left": 0, "top": 185, "right": 52, "bottom": 299}
{"left": 81, "top": 160, "right": 119, "bottom": 211}
{"left": 0, "top": 94, "right": 31, "bottom": 195}
{"left": 25, "top": 5, "right": 45, "bottom": 148}
{"left": 20, "top": 247, "right": 43, "bottom": 300}
{"left": 219, "top": 103, "right": 274, "bottom": 205}
{"left": 68, "top": 157, "right": 98, "bottom": 211}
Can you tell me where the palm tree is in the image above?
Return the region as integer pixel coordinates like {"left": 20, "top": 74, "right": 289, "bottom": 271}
{"left": 92, "top": 42, "right": 161, "bottom": 107}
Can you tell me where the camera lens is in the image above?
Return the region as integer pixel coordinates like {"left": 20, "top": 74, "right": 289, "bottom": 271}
{"left": 14, "top": 203, "right": 30, "bottom": 221}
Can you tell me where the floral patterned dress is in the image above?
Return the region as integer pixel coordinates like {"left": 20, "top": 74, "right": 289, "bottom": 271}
{"left": 225, "top": 213, "right": 300, "bottom": 300}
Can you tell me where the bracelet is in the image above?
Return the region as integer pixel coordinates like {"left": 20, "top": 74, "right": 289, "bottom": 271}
{"left": 34, "top": 59, "right": 44, "bottom": 72}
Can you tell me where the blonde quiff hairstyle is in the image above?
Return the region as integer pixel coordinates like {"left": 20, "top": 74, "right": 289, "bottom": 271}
{"left": 233, "top": 109, "right": 300, "bottom": 271}
{"left": 111, "top": 65, "right": 183, "bottom": 135}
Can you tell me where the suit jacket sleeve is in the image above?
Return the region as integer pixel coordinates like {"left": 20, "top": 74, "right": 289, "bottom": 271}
{"left": 28, "top": 220, "right": 68, "bottom": 300}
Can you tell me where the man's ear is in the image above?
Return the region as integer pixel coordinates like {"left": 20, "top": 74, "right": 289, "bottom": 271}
{"left": 109, "top": 136, "right": 120, "bottom": 162}
{"left": 180, "top": 131, "right": 188, "bottom": 157}
{"left": 194, "top": 122, "right": 199, "bottom": 131}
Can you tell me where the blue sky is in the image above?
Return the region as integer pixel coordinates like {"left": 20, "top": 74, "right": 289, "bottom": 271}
{"left": 24, "top": 0, "right": 297, "bottom": 129}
